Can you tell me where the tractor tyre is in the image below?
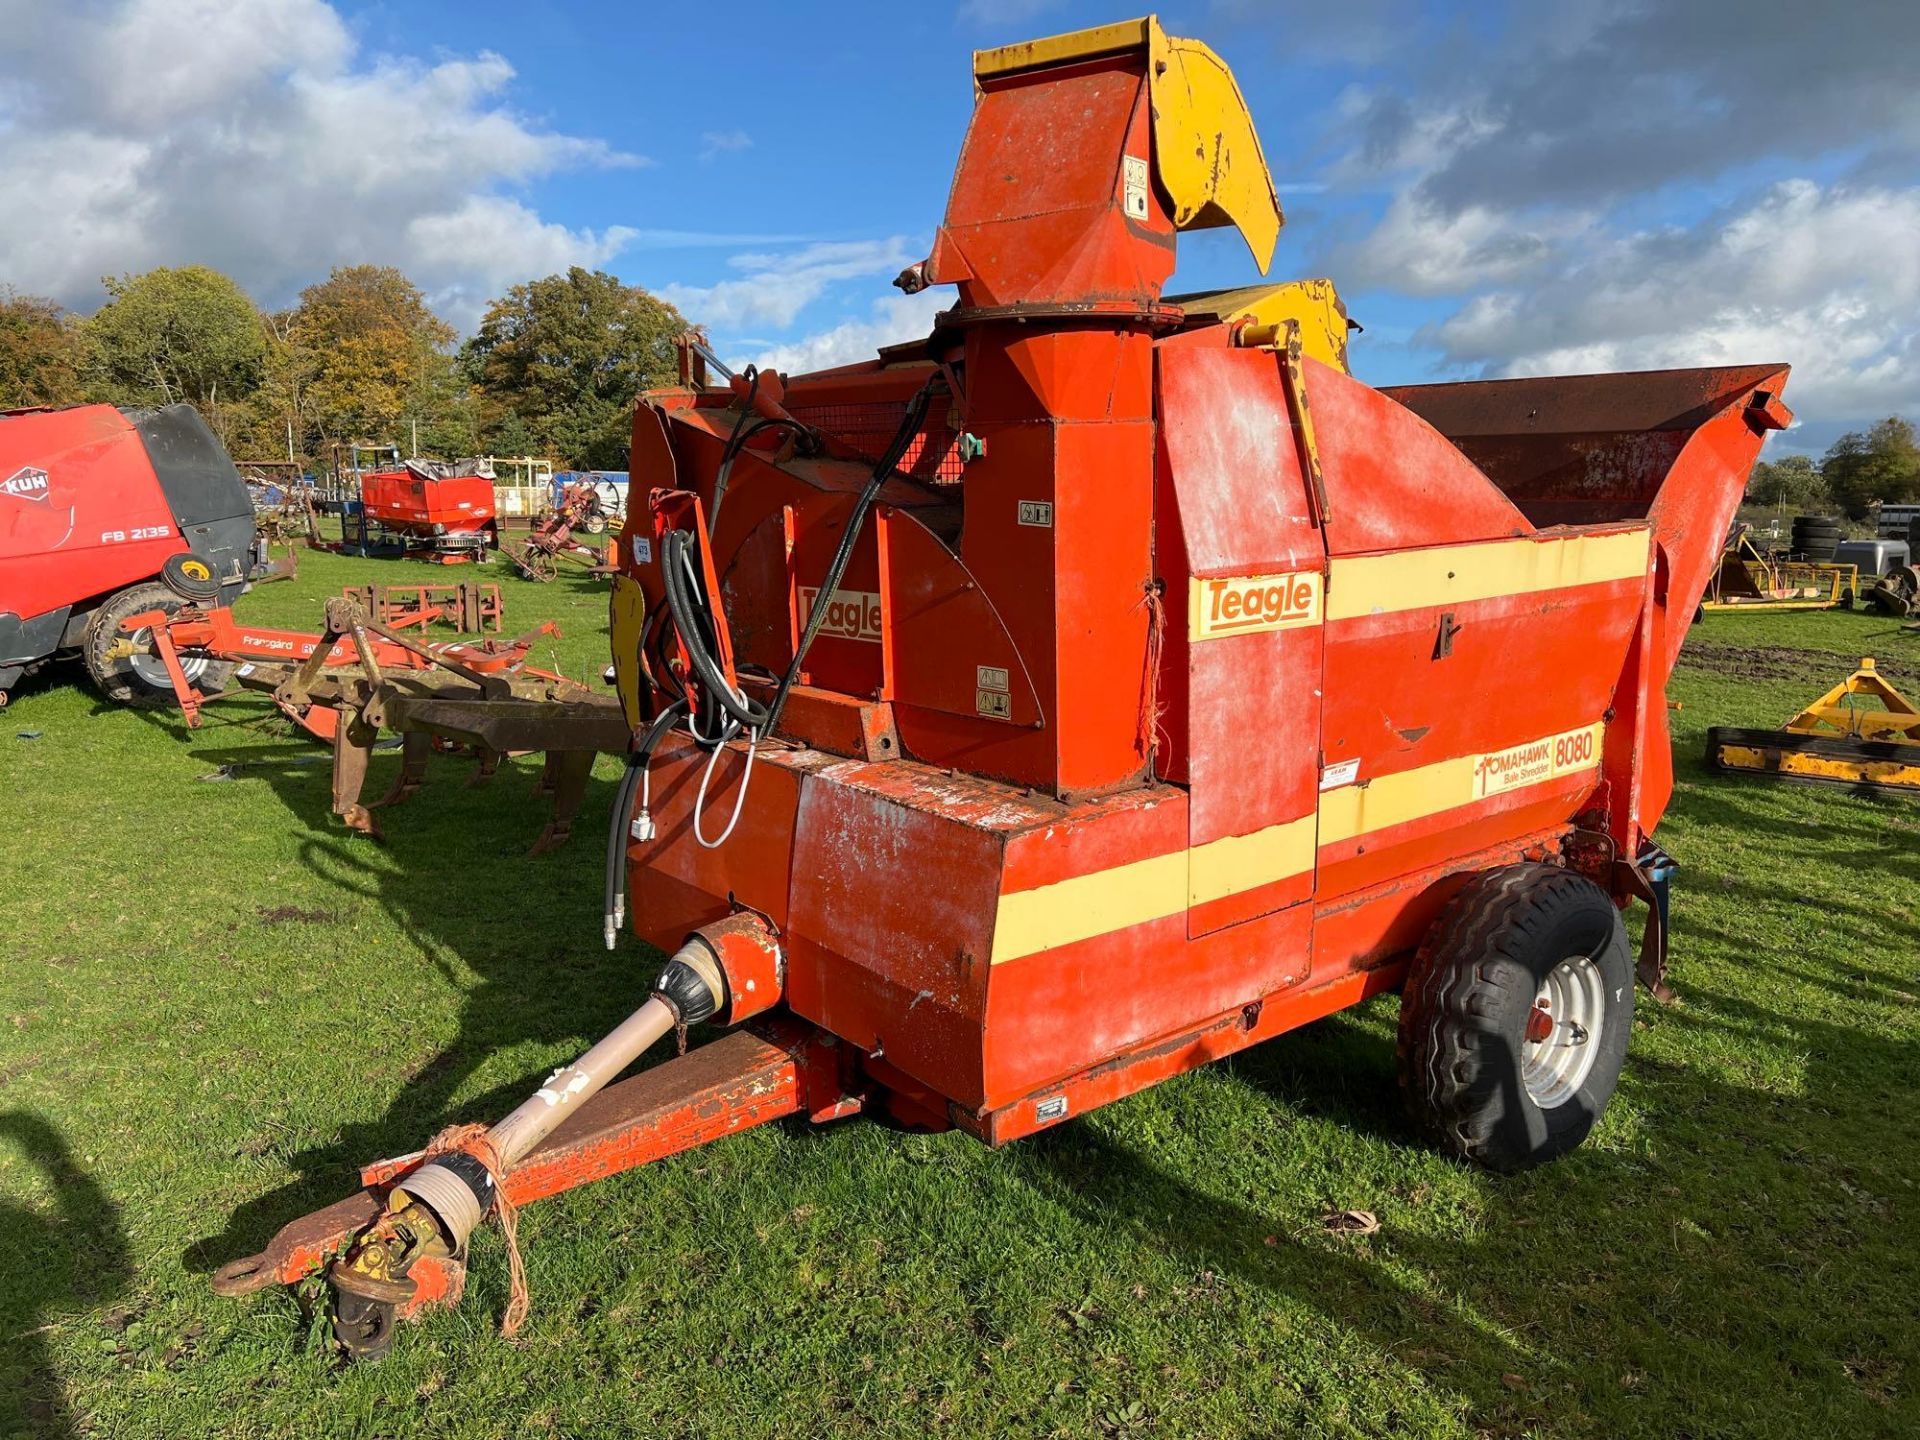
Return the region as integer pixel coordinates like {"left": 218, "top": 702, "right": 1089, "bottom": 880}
{"left": 82, "top": 582, "right": 231, "bottom": 707}
{"left": 1397, "top": 863, "right": 1634, "bottom": 1171}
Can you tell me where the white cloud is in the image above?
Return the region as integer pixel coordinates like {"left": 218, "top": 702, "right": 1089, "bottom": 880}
{"left": 738, "top": 291, "right": 947, "bottom": 375}
{"left": 0, "top": 0, "right": 648, "bottom": 325}
{"left": 1421, "top": 181, "right": 1920, "bottom": 420}
{"left": 1307, "top": 0, "right": 1920, "bottom": 426}
{"left": 1340, "top": 192, "right": 1581, "bottom": 296}
{"left": 405, "top": 197, "right": 639, "bottom": 331}
{"left": 663, "top": 238, "right": 921, "bottom": 331}
{"left": 699, "top": 129, "right": 753, "bottom": 161}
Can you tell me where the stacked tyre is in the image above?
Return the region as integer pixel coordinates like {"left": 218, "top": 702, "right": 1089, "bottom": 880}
{"left": 1792, "top": 514, "right": 1841, "bottom": 559}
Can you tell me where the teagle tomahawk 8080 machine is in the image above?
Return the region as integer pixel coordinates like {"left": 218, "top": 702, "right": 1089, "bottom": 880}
{"left": 215, "top": 16, "right": 1790, "bottom": 1357}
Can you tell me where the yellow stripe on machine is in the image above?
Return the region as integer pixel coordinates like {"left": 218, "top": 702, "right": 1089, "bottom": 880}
{"left": 1318, "top": 723, "right": 1603, "bottom": 842}
{"left": 1188, "top": 532, "right": 1650, "bottom": 645}
{"left": 1325, "top": 530, "right": 1649, "bottom": 622}
{"left": 989, "top": 722, "right": 1606, "bottom": 964}
{"left": 990, "top": 851, "right": 1188, "bottom": 964}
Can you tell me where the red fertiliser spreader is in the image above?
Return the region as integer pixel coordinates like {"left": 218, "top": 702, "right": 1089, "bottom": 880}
{"left": 212, "top": 15, "right": 1792, "bottom": 1359}
{"left": 355, "top": 460, "right": 497, "bottom": 563}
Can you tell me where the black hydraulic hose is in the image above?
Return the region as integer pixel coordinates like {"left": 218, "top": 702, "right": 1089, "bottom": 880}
{"left": 710, "top": 416, "right": 814, "bottom": 533}
{"left": 761, "top": 378, "right": 939, "bottom": 737}
{"left": 603, "top": 698, "right": 689, "bottom": 950}
{"left": 653, "top": 375, "right": 940, "bottom": 757}
{"left": 661, "top": 529, "right": 769, "bottom": 733}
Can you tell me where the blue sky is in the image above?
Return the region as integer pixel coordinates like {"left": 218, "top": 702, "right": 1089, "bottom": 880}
{"left": 3, "top": 0, "right": 1915, "bottom": 455}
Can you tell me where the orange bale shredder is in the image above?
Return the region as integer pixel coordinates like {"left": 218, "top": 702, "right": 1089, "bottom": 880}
{"left": 214, "top": 17, "right": 1790, "bottom": 1356}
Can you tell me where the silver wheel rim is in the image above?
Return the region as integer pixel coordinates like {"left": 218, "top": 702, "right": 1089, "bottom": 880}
{"left": 1522, "top": 953, "right": 1605, "bottom": 1109}
{"left": 126, "top": 625, "right": 207, "bottom": 690}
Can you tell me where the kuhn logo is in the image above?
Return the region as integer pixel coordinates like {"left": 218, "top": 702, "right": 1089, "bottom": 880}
{"left": 798, "top": 586, "right": 882, "bottom": 644}
{"left": 1190, "top": 571, "right": 1323, "bottom": 640}
{"left": 1, "top": 466, "right": 50, "bottom": 504}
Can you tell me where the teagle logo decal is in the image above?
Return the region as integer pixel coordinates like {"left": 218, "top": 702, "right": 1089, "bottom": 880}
{"left": 798, "top": 586, "right": 882, "bottom": 644}
{"left": 1, "top": 466, "right": 50, "bottom": 504}
{"left": 1189, "top": 570, "right": 1324, "bottom": 641}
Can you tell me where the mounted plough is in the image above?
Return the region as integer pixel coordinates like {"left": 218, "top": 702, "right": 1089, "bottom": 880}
{"left": 115, "top": 597, "right": 628, "bottom": 850}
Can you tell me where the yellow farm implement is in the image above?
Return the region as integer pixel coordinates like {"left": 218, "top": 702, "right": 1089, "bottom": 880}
{"left": 1702, "top": 528, "right": 1858, "bottom": 612}
{"left": 1707, "top": 658, "right": 1920, "bottom": 795}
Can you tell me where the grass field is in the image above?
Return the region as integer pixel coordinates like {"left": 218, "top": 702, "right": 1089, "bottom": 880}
{"left": 3, "top": 548, "right": 1916, "bottom": 1439}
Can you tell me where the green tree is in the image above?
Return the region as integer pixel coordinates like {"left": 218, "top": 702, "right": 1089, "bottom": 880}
{"left": 1821, "top": 418, "right": 1920, "bottom": 519}
{"left": 0, "top": 290, "right": 88, "bottom": 408}
{"left": 82, "top": 266, "right": 267, "bottom": 417}
{"left": 1746, "top": 452, "right": 1826, "bottom": 509}
{"left": 462, "top": 267, "right": 685, "bottom": 468}
{"left": 289, "top": 266, "right": 457, "bottom": 452}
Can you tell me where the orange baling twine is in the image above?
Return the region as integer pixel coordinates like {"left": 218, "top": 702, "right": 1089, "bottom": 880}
{"left": 1136, "top": 581, "right": 1170, "bottom": 769}
{"left": 424, "top": 1123, "right": 530, "bottom": 1336}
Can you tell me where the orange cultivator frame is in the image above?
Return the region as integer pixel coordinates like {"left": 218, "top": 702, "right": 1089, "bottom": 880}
{"left": 116, "top": 599, "right": 625, "bottom": 848}
{"left": 212, "top": 15, "right": 1791, "bottom": 1359}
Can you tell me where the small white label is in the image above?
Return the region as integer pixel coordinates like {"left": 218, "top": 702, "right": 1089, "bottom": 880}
{"left": 976, "top": 664, "right": 1009, "bottom": 692}
{"left": 1320, "top": 758, "right": 1360, "bottom": 791}
{"left": 1122, "top": 154, "right": 1150, "bottom": 221}
{"left": 1036, "top": 1095, "right": 1069, "bottom": 1122}
{"left": 631, "top": 536, "right": 653, "bottom": 564}
{"left": 236, "top": 663, "right": 256, "bottom": 678}
{"left": 1017, "top": 500, "right": 1053, "bottom": 528}
{"left": 976, "top": 689, "right": 1012, "bottom": 720}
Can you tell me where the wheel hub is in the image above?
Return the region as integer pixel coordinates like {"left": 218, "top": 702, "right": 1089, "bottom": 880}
{"left": 1521, "top": 952, "right": 1605, "bottom": 1109}
{"left": 125, "top": 624, "right": 208, "bottom": 690}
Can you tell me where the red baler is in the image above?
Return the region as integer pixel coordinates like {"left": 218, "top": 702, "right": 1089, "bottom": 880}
{"left": 0, "top": 402, "right": 258, "bottom": 705}
{"left": 214, "top": 16, "right": 1790, "bottom": 1356}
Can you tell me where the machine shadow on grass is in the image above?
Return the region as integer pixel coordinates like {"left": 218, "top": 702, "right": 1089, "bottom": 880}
{"left": 0, "top": 1111, "right": 131, "bottom": 1440}
{"left": 182, "top": 746, "right": 659, "bottom": 1278}
{"left": 1015, "top": 982, "right": 1914, "bottom": 1433}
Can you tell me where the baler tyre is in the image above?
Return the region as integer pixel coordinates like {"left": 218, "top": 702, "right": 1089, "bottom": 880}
{"left": 1397, "top": 863, "right": 1634, "bottom": 1172}
{"left": 161, "top": 551, "right": 222, "bottom": 603}
{"left": 82, "top": 582, "right": 231, "bottom": 707}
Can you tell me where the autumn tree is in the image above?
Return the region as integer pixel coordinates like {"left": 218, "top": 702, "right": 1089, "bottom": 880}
{"left": 0, "top": 291, "right": 88, "bottom": 408}
{"left": 462, "top": 268, "right": 684, "bottom": 468}
{"left": 82, "top": 266, "right": 268, "bottom": 427}
{"left": 1822, "top": 418, "right": 1920, "bottom": 519}
{"left": 288, "top": 266, "right": 458, "bottom": 452}
{"left": 1746, "top": 452, "right": 1826, "bottom": 509}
